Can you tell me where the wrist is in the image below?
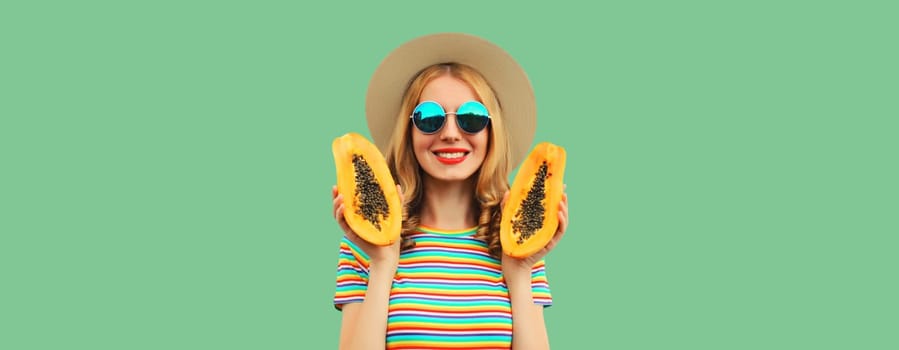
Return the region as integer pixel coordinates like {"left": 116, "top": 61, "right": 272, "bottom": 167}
{"left": 502, "top": 265, "right": 531, "bottom": 289}
{"left": 368, "top": 258, "right": 399, "bottom": 274}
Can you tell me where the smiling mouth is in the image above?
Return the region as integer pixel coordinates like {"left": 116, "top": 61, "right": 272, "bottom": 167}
{"left": 433, "top": 151, "right": 469, "bottom": 164}
{"left": 433, "top": 151, "right": 468, "bottom": 159}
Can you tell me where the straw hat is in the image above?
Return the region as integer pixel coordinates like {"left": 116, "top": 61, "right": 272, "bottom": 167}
{"left": 364, "top": 32, "right": 537, "bottom": 166}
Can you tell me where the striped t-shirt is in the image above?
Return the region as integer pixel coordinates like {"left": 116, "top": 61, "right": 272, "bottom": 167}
{"left": 333, "top": 226, "right": 552, "bottom": 349}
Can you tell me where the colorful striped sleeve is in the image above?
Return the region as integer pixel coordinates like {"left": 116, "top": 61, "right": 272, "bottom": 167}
{"left": 531, "top": 259, "right": 553, "bottom": 306}
{"left": 333, "top": 236, "right": 371, "bottom": 310}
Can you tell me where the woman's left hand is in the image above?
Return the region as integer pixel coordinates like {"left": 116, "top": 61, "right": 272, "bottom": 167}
{"left": 501, "top": 185, "right": 569, "bottom": 273}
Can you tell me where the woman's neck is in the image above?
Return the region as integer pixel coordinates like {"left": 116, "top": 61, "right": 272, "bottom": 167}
{"left": 418, "top": 176, "right": 478, "bottom": 230}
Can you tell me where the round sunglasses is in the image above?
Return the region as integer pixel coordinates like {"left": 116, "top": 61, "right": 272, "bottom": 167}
{"left": 410, "top": 100, "right": 491, "bottom": 134}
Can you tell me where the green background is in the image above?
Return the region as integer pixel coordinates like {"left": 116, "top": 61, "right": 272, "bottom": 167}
{"left": 2, "top": 0, "right": 896, "bottom": 349}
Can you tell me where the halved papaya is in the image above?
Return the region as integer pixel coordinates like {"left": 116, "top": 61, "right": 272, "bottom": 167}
{"left": 332, "top": 132, "right": 402, "bottom": 246}
{"left": 500, "top": 142, "right": 567, "bottom": 258}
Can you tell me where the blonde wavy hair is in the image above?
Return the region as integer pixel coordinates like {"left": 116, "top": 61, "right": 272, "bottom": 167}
{"left": 384, "top": 63, "right": 512, "bottom": 259}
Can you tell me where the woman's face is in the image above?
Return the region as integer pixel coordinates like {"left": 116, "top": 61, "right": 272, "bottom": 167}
{"left": 412, "top": 75, "right": 489, "bottom": 183}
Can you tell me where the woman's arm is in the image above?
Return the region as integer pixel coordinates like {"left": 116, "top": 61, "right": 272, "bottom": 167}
{"left": 333, "top": 185, "right": 402, "bottom": 350}
{"left": 502, "top": 189, "right": 568, "bottom": 350}
{"left": 505, "top": 266, "right": 551, "bottom": 350}
{"left": 338, "top": 262, "right": 397, "bottom": 350}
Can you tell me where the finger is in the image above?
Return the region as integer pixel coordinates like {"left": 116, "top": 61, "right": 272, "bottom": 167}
{"left": 501, "top": 190, "right": 510, "bottom": 208}
{"left": 555, "top": 193, "right": 568, "bottom": 232}
{"left": 335, "top": 203, "right": 345, "bottom": 221}
{"left": 343, "top": 227, "right": 368, "bottom": 251}
{"left": 339, "top": 217, "right": 352, "bottom": 237}
{"left": 333, "top": 193, "right": 343, "bottom": 213}
{"left": 337, "top": 212, "right": 349, "bottom": 230}
{"left": 332, "top": 185, "right": 338, "bottom": 198}
{"left": 540, "top": 219, "right": 567, "bottom": 259}
{"left": 556, "top": 210, "right": 568, "bottom": 238}
{"left": 543, "top": 241, "right": 556, "bottom": 255}
{"left": 533, "top": 244, "right": 552, "bottom": 262}
{"left": 336, "top": 204, "right": 356, "bottom": 238}
{"left": 536, "top": 227, "right": 564, "bottom": 259}
{"left": 559, "top": 194, "right": 568, "bottom": 214}
{"left": 549, "top": 213, "right": 567, "bottom": 255}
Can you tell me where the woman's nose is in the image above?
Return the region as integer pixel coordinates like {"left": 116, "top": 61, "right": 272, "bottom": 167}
{"left": 438, "top": 114, "right": 462, "bottom": 141}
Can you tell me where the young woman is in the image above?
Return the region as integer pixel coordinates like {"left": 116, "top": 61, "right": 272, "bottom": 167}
{"left": 331, "top": 33, "right": 569, "bottom": 350}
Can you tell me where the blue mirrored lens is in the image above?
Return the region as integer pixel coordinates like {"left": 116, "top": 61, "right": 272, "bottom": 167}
{"left": 456, "top": 101, "right": 490, "bottom": 133}
{"left": 412, "top": 101, "right": 446, "bottom": 133}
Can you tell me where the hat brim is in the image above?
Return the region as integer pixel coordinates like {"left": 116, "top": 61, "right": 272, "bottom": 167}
{"left": 365, "top": 32, "right": 536, "bottom": 167}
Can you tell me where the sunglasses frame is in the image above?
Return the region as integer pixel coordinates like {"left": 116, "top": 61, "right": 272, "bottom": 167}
{"left": 409, "top": 100, "right": 492, "bottom": 135}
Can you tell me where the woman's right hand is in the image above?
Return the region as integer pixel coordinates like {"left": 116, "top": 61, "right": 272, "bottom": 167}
{"left": 332, "top": 185, "right": 402, "bottom": 267}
